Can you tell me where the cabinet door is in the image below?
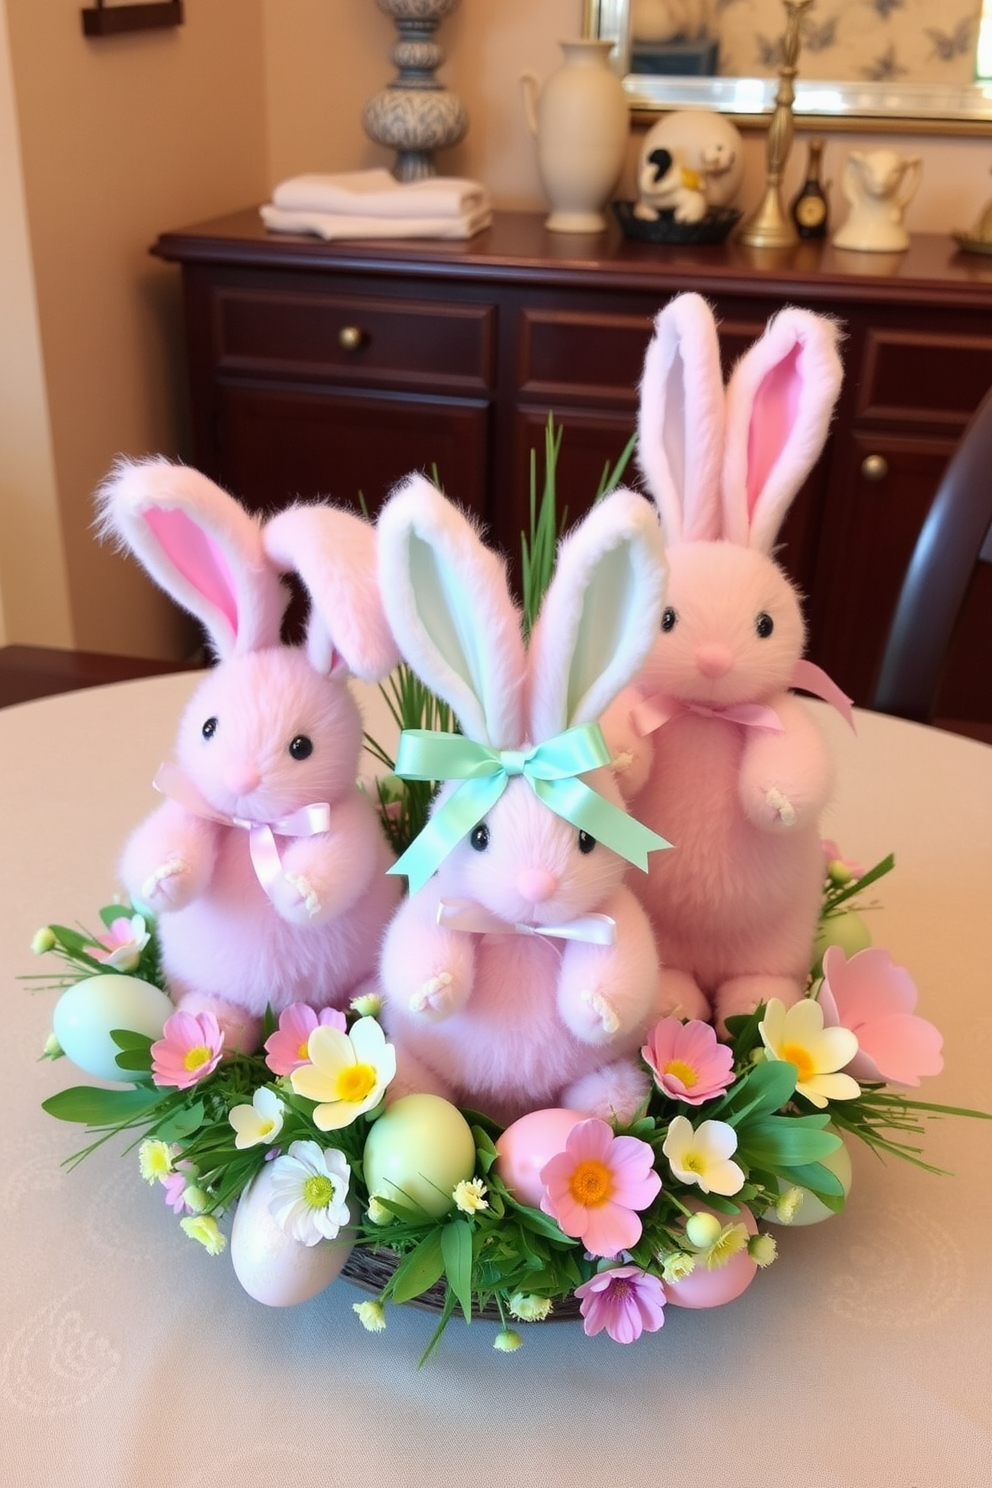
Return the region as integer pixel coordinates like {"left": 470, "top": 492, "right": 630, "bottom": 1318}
{"left": 214, "top": 383, "right": 490, "bottom": 519}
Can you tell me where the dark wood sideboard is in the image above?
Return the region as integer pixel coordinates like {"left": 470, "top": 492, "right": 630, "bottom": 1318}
{"left": 152, "top": 209, "right": 992, "bottom": 728}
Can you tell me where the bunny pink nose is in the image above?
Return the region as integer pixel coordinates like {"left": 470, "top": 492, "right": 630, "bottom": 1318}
{"left": 517, "top": 867, "right": 558, "bottom": 904}
{"left": 227, "top": 763, "right": 261, "bottom": 795}
{"left": 695, "top": 643, "right": 734, "bottom": 679}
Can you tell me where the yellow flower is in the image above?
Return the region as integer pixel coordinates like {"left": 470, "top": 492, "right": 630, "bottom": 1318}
{"left": 350, "top": 991, "right": 383, "bottom": 1018}
{"left": 749, "top": 1233, "right": 778, "bottom": 1268}
{"left": 180, "top": 1214, "right": 226, "bottom": 1255}
{"left": 702, "top": 1221, "right": 750, "bottom": 1271}
{"left": 775, "top": 1186, "right": 805, "bottom": 1224}
{"left": 366, "top": 1195, "right": 394, "bottom": 1226}
{"left": 353, "top": 1300, "right": 387, "bottom": 1333}
{"left": 660, "top": 1250, "right": 697, "bottom": 1283}
{"left": 31, "top": 927, "right": 56, "bottom": 955}
{"left": 452, "top": 1177, "right": 489, "bottom": 1215}
{"left": 138, "top": 1140, "right": 175, "bottom": 1184}
{"left": 508, "top": 1293, "right": 552, "bottom": 1322}
{"left": 759, "top": 997, "right": 860, "bottom": 1108}
{"left": 493, "top": 1328, "right": 523, "bottom": 1353}
{"left": 290, "top": 1017, "right": 396, "bottom": 1131}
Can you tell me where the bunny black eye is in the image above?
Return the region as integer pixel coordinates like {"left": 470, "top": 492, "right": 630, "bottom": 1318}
{"left": 470, "top": 823, "right": 490, "bottom": 852}
{"left": 202, "top": 716, "right": 218, "bottom": 740}
{"left": 661, "top": 607, "right": 677, "bottom": 633}
{"left": 289, "top": 734, "right": 314, "bottom": 761}
{"left": 578, "top": 830, "right": 597, "bottom": 855}
{"left": 755, "top": 612, "right": 774, "bottom": 639}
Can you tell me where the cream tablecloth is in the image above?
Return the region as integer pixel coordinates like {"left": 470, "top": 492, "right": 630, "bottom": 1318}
{"left": 2, "top": 675, "right": 990, "bottom": 1488}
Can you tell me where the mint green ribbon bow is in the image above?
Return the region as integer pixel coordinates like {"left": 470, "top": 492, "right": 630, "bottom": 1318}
{"left": 388, "top": 721, "right": 671, "bottom": 894}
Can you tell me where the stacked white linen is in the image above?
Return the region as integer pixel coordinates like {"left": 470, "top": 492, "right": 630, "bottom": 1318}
{"left": 260, "top": 169, "right": 492, "bottom": 240}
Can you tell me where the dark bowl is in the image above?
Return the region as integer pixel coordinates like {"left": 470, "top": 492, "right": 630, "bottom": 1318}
{"left": 613, "top": 200, "right": 742, "bottom": 246}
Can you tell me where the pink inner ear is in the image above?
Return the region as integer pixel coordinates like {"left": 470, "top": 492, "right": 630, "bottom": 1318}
{"left": 745, "top": 343, "right": 801, "bottom": 519}
{"left": 143, "top": 506, "right": 239, "bottom": 637}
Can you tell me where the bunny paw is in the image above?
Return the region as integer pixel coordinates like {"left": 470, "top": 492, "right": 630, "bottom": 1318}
{"left": 764, "top": 786, "right": 797, "bottom": 828}
{"left": 284, "top": 872, "right": 322, "bottom": 920}
{"left": 141, "top": 858, "right": 191, "bottom": 911}
{"left": 410, "top": 972, "right": 456, "bottom": 1020}
{"left": 579, "top": 989, "right": 621, "bottom": 1038}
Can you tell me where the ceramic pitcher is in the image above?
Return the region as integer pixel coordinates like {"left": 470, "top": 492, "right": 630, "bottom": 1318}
{"left": 520, "top": 39, "right": 628, "bottom": 233}
{"left": 832, "top": 149, "right": 922, "bottom": 253}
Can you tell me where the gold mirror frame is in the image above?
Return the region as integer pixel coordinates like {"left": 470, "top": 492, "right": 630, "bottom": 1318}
{"left": 585, "top": 0, "right": 992, "bottom": 134}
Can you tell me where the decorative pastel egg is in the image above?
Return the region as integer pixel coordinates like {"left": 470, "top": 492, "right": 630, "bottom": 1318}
{"left": 664, "top": 1200, "right": 758, "bottom": 1310}
{"left": 812, "top": 909, "right": 872, "bottom": 974}
{"left": 231, "top": 1164, "right": 354, "bottom": 1307}
{"left": 765, "top": 1136, "right": 853, "bottom": 1227}
{"left": 52, "top": 974, "right": 175, "bottom": 1082}
{"left": 494, "top": 1107, "right": 588, "bottom": 1209}
{"left": 363, "top": 1094, "right": 476, "bottom": 1218}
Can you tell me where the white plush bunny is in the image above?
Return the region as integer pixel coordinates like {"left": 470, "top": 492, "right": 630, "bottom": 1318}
{"left": 376, "top": 477, "right": 670, "bottom": 1126}
{"left": 603, "top": 293, "right": 844, "bottom": 1030}
{"left": 98, "top": 459, "right": 401, "bottom": 1052}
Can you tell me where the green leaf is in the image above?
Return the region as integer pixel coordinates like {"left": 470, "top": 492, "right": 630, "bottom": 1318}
{"left": 787, "top": 1160, "right": 846, "bottom": 1198}
{"left": 153, "top": 1101, "right": 205, "bottom": 1140}
{"left": 108, "top": 1029, "right": 155, "bottom": 1052}
{"left": 737, "top": 1115, "right": 841, "bottom": 1170}
{"left": 41, "top": 1085, "right": 165, "bottom": 1126}
{"left": 389, "top": 1231, "right": 446, "bottom": 1303}
{"left": 709, "top": 1059, "right": 798, "bottom": 1125}
{"left": 441, "top": 1220, "right": 474, "bottom": 1321}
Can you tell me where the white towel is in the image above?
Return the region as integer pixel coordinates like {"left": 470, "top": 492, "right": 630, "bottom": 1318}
{"left": 271, "top": 169, "right": 490, "bottom": 220}
{"left": 259, "top": 202, "right": 493, "bottom": 241}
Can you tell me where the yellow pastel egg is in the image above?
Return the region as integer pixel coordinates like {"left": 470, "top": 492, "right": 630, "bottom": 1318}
{"left": 52, "top": 974, "right": 175, "bottom": 1082}
{"left": 766, "top": 1136, "right": 854, "bottom": 1227}
{"left": 231, "top": 1163, "right": 354, "bottom": 1307}
{"left": 363, "top": 1094, "right": 477, "bottom": 1218}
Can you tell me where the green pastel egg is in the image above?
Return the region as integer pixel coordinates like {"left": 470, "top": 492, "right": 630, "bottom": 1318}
{"left": 52, "top": 974, "right": 174, "bottom": 1082}
{"left": 765, "top": 1135, "right": 854, "bottom": 1226}
{"left": 363, "top": 1094, "right": 477, "bottom": 1218}
{"left": 812, "top": 909, "right": 872, "bottom": 976}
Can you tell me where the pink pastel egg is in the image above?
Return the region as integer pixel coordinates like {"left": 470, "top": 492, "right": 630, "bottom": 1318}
{"left": 664, "top": 1200, "right": 758, "bottom": 1310}
{"left": 494, "top": 1107, "right": 588, "bottom": 1208}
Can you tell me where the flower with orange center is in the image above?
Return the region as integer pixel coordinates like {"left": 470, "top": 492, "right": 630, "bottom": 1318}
{"left": 642, "top": 1017, "right": 736, "bottom": 1106}
{"left": 539, "top": 1118, "right": 661, "bottom": 1259}
{"left": 758, "top": 997, "right": 860, "bottom": 1109}
{"left": 290, "top": 1016, "right": 396, "bottom": 1130}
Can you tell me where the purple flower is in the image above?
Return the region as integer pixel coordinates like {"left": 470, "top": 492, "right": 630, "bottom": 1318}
{"left": 574, "top": 1265, "right": 666, "bottom": 1344}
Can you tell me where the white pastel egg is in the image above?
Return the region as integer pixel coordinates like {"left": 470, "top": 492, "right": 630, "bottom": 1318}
{"left": 52, "top": 974, "right": 175, "bottom": 1082}
{"left": 231, "top": 1164, "right": 355, "bottom": 1307}
{"left": 363, "top": 1094, "right": 477, "bottom": 1218}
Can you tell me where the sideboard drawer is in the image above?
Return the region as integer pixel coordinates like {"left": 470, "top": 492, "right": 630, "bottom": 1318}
{"left": 857, "top": 328, "right": 992, "bottom": 426}
{"left": 213, "top": 286, "right": 496, "bottom": 393}
{"left": 516, "top": 308, "right": 654, "bottom": 405}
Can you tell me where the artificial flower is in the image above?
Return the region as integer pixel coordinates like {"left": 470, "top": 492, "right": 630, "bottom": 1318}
{"left": 774, "top": 1186, "right": 805, "bottom": 1224}
{"left": 540, "top": 1118, "right": 661, "bottom": 1259}
{"left": 90, "top": 912, "right": 150, "bottom": 972}
{"left": 41, "top": 1033, "right": 63, "bottom": 1060}
{"left": 574, "top": 1265, "right": 666, "bottom": 1344}
{"left": 266, "top": 1139, "right": 351, "bottom": 1246}
{"left": 290, "top": 1017, "right": 396, "bottom": 1131}
{"left": 662, "top": 1116, "right": 745, "bottom": 1197}
{"left": 818, "top": 945, "right": 943, "bottom": 1087}
{"left": 229, "top": 1087, "right": 286, "bottom": 1150}
{"left": 181, "top": 1184, "right": 209, "bottom": 1214}
{"left": 264, "top": 1003, "right": 347, "bottom": 1077}
{"left": 749, "top": 1233, "right": 778, "bottom": 1268}
{"left": 31, "top": 927, "right": 56, "bottom": 955}
{"left": 350, "top": 991, "right": 382, "bottom": 1018}
{"left": 700, "top": 1221, "right": 750, "bottom": 1271}
{"left": 353, "top": 1299, "right": 387, "bottom": 1333}
{"left": 508, "top": 1293, "right": 553, "bottom": 1322}
{"left": 366, "top": 1195, "right": 394, "bottom": 1226}
{"left": 453, "top": 1177, "right": 489, "bottom": 1215}
{"left": 138, "top": 1139, "right": 176, "bottom": 1184}
{"left": 180, "top": 1214, "right": 226, "bottom": 1255}
{"left": 162, "top": 1169, "right": 191, "bottom": 1214}
{"left": 150, "top": 1010, "right": 224, "bottom": 1090}
{"left": 659, "top": 1250, "right": 696, "bottom": 1283}
{"left": 821, "top": 839, "right": 865, "bottom": 884}
{"left": 493, "top": 1328, "right": 523, "bottom": 1353}
{"left": 758, "top": 997, "right": 860, "bottom": 1108}
{"left": 642, "top": 1017, "right": 735, "bottom": 1105}
{"left": 683, "top": 1210, "right": 723, "bottom": 1249}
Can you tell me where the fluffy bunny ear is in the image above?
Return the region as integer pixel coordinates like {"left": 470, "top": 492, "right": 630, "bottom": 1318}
{"left": 527, "top": 488, "right": 668, "bottom": 742}
{"left": 637, "top": 293, "right": 726, "bottom": 544}
{"left": 95, "top": 457, "right": 287, "bottom": 659}
{"left": 262, "top": 503, "right": 400, "bottom": 681}
{"left": 722, "top": 307, "right": 843, "bottom": 553}
{"left": 376, "top": 474, "right": 526, "bottom": 747}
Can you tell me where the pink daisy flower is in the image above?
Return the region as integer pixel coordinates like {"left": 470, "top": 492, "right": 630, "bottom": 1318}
{"left": 819, "top": 945, "right": 943, "bottom": 1087}
{"left": 264, "top": 1004, "right": 347, "bottom": 1076}
{"left": 642, "top": 1018, "right": 735, "bottom": 1105}
{"left": 540, "top": 1118, "right": 661, "bottom": 1259}
{"left": 151, "top": 1010, "right": 224, "bottom": 1090}
{"left": 90, "top": 912, "right": 150, "bottom": 972}
{"left": 574, "top": 1265, "right": 666, "bottom": 1344}
{"left": 161, "top": 1169, "right": 191, "bottom": 1214}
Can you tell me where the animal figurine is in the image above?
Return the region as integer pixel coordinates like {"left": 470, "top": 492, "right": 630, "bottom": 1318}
{"left": 602, "top": 293, "right": 843, "bottom": 1031}
{"left": 634, "top": 147, "right": 710, "bottom": 225}
{"left": 376, "top": 477, "right": 670, "bottom": 1126}
{"left": 832, "top": 148, "right": 921, "bottom": 253}
{"left": 98, "top": 459, "right": 402, "bottom": 1053}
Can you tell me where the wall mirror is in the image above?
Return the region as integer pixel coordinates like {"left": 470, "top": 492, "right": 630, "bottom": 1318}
{"left": 585, "top": 0, "right": 992, "bottom": 132}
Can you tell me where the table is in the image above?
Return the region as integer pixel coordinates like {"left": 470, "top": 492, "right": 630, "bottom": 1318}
{"left": 2, "top": 675, "right": 990, "bottom": 1488}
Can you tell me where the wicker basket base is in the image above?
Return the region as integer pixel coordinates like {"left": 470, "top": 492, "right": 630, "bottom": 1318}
{"left": 342, "top": 1247, "right": 582, "bottom": 1321}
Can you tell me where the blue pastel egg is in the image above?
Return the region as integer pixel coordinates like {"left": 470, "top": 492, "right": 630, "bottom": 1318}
{"left": 53, "top": 974, "right": 175, "bottom": 1082}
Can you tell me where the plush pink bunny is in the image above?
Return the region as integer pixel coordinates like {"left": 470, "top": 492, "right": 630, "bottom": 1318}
{"left": 376, "top": 476, "right": 671, "bottom": 1126}
{"left": 602, "top": 294, "right": 844, "bottom": 1031}
{"left": 98, "top": 459, "right": 401, "bottom": 1052}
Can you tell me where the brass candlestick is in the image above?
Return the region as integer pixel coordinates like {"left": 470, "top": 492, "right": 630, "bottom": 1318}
{"left": 737, "top": 0, "right": 813, "bottom": 248}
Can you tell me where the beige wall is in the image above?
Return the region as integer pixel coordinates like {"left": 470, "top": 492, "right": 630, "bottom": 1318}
{"left": 2, "top": 0, "right": 992, "bottom": 658}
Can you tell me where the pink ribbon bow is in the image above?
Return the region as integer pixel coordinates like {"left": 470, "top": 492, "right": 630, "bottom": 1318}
{"left": 153, "top": 761, "right": 331, "bottom": 899}
{"left": 437, "top": 897, "right": 617, "bottom": 947}
{"left": 631, "top": 659, "right": 855, "bottom": 739}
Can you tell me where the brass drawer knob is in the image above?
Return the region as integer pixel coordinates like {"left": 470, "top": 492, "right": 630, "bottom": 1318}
{"left": 338, "top": 325, "right": 364, "bottom": 351}
{"left": 861, "top": 453, "right": 889, "bottom": 482}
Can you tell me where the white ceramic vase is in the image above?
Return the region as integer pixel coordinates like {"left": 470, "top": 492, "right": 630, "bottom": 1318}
{"left": 521, "top": 39, "right": 629, "bottom": 234}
